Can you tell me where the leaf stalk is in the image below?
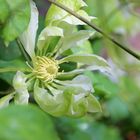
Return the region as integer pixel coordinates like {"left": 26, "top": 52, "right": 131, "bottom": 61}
{"left": 48, "top": 0, "right": 140, "bottom": 60}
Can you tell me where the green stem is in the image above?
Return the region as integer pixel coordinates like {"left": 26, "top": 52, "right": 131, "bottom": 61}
{"left": 0, "top": 89, "right": 15, "bottom": 95}
{"left": 48, "top": 0, "right": 140, "bottom": 60}
{"left": 16, "top": 39, "right": 32, "bottom": 65}
{"left": 0, "top": 68, "right": 31, "bottom": 73}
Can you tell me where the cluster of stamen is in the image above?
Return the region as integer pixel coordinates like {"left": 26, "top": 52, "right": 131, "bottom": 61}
{"left": 33, "top": 56, "right": 59, "bottom": 82}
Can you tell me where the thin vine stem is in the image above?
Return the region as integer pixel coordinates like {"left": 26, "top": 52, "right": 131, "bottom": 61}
{"left": 48, "top": 0, "right": 140, "bottom": 61}
{"left": 16, "top": 39, "right": 32, "bottom": 65}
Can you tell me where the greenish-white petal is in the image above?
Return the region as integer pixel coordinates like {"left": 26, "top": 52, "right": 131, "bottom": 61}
{"left": 46, "top": 0, "right": 89, "bottom": 25}
{"left": 34, "top": 84, "right": 101, "bottom": 118}
{"left": 57, "top": 66, "right": 111, "bottom": 79}
{"left": 13, "top": 71, "right": 29, "bottom": 105}
{"left": 59, "top": 54, "right": 109, "bottom": 66}
{"left": 19, "top": 0, "right": 38, "bottom": 59}
{"left": 86, "top": 94, "right": 102, "bottom": 112}
{"left": 63, "top": 87, "right": 102, "bottom": 117}
{"left": 34, "top": 86, "right": 68, "bottom": 116}
{"left": 55, "top": 75, "right": 94, "bottom": 92}
{"left": 47, "top": 85, "right": 63, "bottom": 95}
{"left": 0, "top": 94, "right": 14, "bottom": 109}
{"left": 63, "top": 87, "right": 88, "bottom": 118}
{"left": 72, "top": 40, "right": 93, "bottom": 55}
{"left": 56, "top": 30, "right": 94, "bottom": 56}
{"left": 57, "top": 69, "right": 84, "bottom": 79}
{"left": 37, "top": 26, "right": 63, "bottom": 50}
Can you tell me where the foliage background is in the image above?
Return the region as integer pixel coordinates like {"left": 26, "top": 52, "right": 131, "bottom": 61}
{"left": 0, "top": 0, "right": 140, "bottom": 140}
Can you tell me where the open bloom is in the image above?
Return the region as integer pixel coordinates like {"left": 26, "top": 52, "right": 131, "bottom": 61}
{"left": 0, "top": 0, "right": 111, "bottom": 118}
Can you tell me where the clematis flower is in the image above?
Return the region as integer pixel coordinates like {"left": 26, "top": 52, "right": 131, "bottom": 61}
{"left": 0, "top": 0, "right": 111, "bottom": 118}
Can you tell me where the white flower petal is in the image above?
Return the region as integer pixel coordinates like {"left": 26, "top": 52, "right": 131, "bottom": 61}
{"left": 59, "top": 54, "right": 109, "bottom": 66}
{"left": 46, "top": 0, "right": 89, "bottom": 25}
{"left": 55, "top": 75, "right": 94, "bottom": 92}
{"left": 19, "top": 0, "right": 39, "bottom": 59}
{"left": 56, "top": 30, "right": 94, "bottom": 56}
{"left": 37, "top": 26, "right": 63, "bottom": 50}
{"left": 13, "top": 71, "right": 29, "bottom": 105}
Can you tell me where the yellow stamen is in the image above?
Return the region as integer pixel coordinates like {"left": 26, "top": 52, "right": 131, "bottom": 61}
{"left": 33, "top": 56, "right": 59, "bottom": 82}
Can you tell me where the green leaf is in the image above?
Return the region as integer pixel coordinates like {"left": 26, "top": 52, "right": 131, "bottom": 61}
{"left": 0, "top": 94, "right": 14, "bottom": 109}
{"left": 0, "top": 59, "right": 30, "bottom": 84}
{"left": 0, "top": 73, "right": 15, "bottom": 85}
{"left": 85, "top": 122, "right": 122, "bottom": 140}
{"left": 59, "top": 54, "right": 109, "bottom": 67}
{"left": 85, "top": 71, "right": 119, "bottom": 97}
{"left": 0, "top": 0, "right": 30, "bottom": 44}
{"left": 0, "top": 59, "right": 30, "bottom": 73}
{"left": 0, "top": 105, "right": 60, "bottom": 140}
{"left": 56, "top": 30, "right": 94, "bottom": 56}
{"left": 0, "top": 40, "right": 21, "bottom": 60}
{"left": 106, "top": 97, "right": 129, "bottom": 122}
{"left": 13, "top": 71, "right": 29, "bottom": 105}
{"left": 54, "top": 119, "right": 122, "bottom": 140}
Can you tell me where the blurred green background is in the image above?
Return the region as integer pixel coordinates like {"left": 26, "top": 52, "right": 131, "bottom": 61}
{"left": 0, "top": 0, "right": 140, "bottom": 139}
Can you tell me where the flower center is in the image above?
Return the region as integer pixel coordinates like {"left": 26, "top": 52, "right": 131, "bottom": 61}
{"left": 33, "top": 56, "right": 59, "bottom": 82}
